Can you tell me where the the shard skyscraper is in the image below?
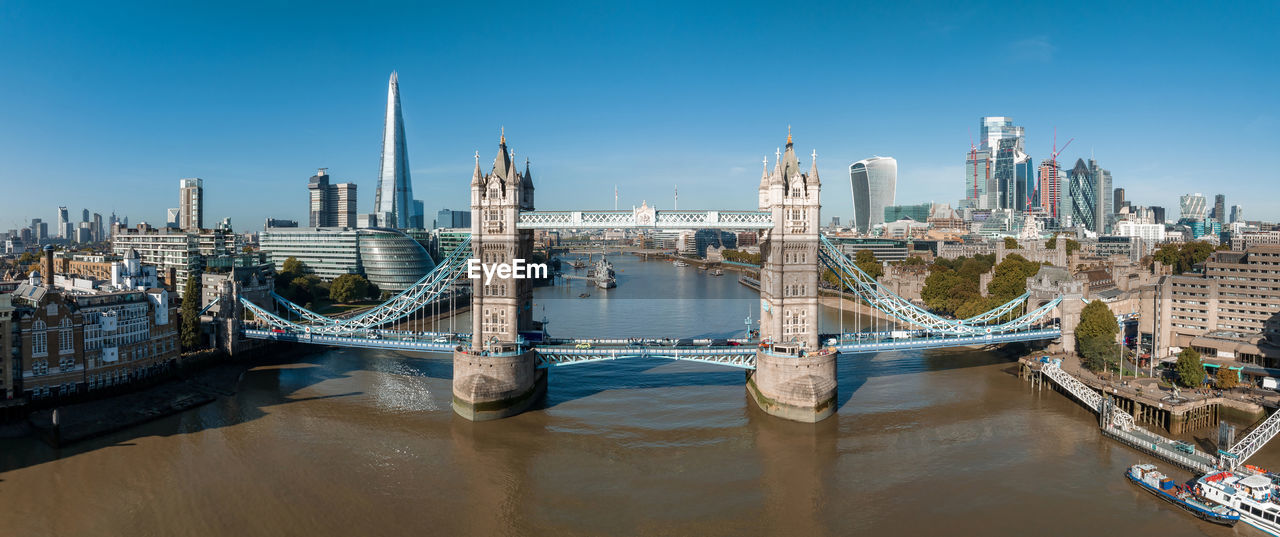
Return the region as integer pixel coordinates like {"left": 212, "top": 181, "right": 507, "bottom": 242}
{"left": 375, "top": 71, "right": 414, "bottom": 229}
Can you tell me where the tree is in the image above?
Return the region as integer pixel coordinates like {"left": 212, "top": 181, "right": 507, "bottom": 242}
{"left": 854, "top": 249, "right": 883, "bottom": 280}
{"left": 1065, "top": 239, "right": 1080, "bottom": 255}
{"left": 898, "top": 256, "right": 926, "bottom": 266}
{"left": 366, "top": 282, "right": 382, "bottom": 300}
{"left": 1046, "top": 234, "right": 1057, "bottom": 250}
{"left": 329, "top": 274, "right": 370, "bottom": 303}
{"left": 242, "top": 245, "right": 254, "bottom": 254}
{"left": 180, "top": 276, "right": 201, "bottom": 351}
{"left": 1215, "top": 365, "right": 1239, "bottom": 389}
{"left": 986, "top": 254, "right": 1040, "bottom": 303}
{"left": 1076, "top": 300, "right": 1119, "bottom": 372}
{"left": 1004, "top": 237, "right": 1020, "bottom": 249}
{"left": 1174, "top": 347, "right": 1206, "bottom": 388}
{"left": 282, "top": 256, "right": 304, "bottom": 276}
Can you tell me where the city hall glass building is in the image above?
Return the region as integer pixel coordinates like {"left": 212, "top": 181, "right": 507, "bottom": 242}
{"left": 259, "top": 227, "right": 435, "bottom": 291}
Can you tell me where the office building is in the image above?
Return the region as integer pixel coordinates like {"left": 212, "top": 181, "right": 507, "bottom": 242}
{"left": 964, "top": 148, "right": 993, "bottom": 209}
{"left": 410, "top": 200, "right": 425, "bottom": 229}
{"left": 1113, "top": 188, "right": 1125, "bottom": 216}
{"left": 179, "top": 178, "right": 203, "bottom": 231}
{"left": 166, "top": 208, "right": 181, "bottom": 228}
{"left": 1180, "top": 193, "right": 1208, "bottom": 221}
{"left": 1214, "top": 194, "right": 1226, "bottom": 222}
{"left": 374, "top": 72, "right": 414, "bottom": 229}
{"left": 92, "top": 213, "right": 103, "bottom": 242}
{"left": 1067, "top": 159, "right": 1097, "bottom": 232}
{"left": 307, "top": 168, "right": 358, "bottom": 228}
{"left": 849, "top": 156, "right": 897, "bottom": 233}
{"left": 264, "top": 218, "right": 298, "bottom": 229}
{"left": 1089, "top": 159, "right": 1112, "bottom": 233}
{"left": 30, "top": 219, "right": 47, "bottom": 243}
{"left": 435, "top": 209, "right": 471, "bottom": 229}
{"left": 57, "top": 207, "right": 70, "bottom": 239}
{"left": 1142, "top": 246, "right": 1280, "bottom": 366}
{"left": 1151, "top": 206, "right": 1166, "bottom": 225}
{"left": 883, "top": 203, "right": 932, "bottom": 223}
{"left": 259, "top": 227, "right": 435, "bottom": 291}
{"left": 1231, "top": 205, "right": 1244, "bottom": 224}
{"left": 1037, "top": 160, "right": 1065, "bottom": 221}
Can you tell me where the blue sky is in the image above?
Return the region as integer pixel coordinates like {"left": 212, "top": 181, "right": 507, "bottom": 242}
{"left": 1, "top": 1, "right": 1277, "bottom": 232}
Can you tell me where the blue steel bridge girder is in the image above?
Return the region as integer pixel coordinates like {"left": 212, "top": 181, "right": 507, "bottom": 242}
{"left": 816, "top": 235, "right": 1061, "bottom": 336}
{"left": 246, "top": 236, "right": 473, "bottom": 335}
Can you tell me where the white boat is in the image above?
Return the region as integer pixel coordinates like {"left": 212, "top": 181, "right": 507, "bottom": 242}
{"left": 1196, "top": 471, "right": 1280, "bottom": 535}
{"left": 673, "top": 260, "right": 689, "bottom": 267}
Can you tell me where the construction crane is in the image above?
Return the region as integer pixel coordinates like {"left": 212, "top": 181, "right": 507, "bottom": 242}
{"left": 1032, "top": 129, "right": 1073, "bottom": 219}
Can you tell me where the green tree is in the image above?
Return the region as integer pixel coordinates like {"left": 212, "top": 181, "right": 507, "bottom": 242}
{"left": 1076, "top": 300, "right": 1119, "bottom": 372}
{"left": 898, "top": 256, "right": 926, "bottom": 266}
{"left": 1065, "top": 239, "right": 1080, "bottom": 255}
{"left": 180, "top": 276, "right": 202, "bottom": 351}
{"left": 1174, "top": 347, "right": 1206, "bottom": 388}
{"left": 1045, "top": 234, "right": 1058, "bottom": 250}
{"left": 281, "top": 256, "right": 304, "bottom": 276}
{"left": 329, "top": 274, "right": 370, "bottom": 303}
{"left": 366, "top": 282, "right": 382, "bottom": 300}
{"left": 1215, "top": 365, "right": 1239, "bottom": 389}
{"left": 242, "top": 245, "right": 254, "bottom": 254}
{"left": 986, "top": 254, "right": 1040, "bottom": 303}
{"left": 854, "top": 250, "right": 883, "bottom": 280}
{"left": 1003, "top": 237, "right": 1020, "bottom": 249}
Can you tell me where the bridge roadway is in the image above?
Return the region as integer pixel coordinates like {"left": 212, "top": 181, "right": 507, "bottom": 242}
{"left": 244, "top": 327, "right": 1063, "bottom": 370}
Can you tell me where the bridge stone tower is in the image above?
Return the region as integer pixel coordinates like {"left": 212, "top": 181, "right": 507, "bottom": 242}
{"left": 453, "top": 131, "right": 546, "bottom": 421}
{"left": 1027, "top": 265, "right": 1084, "bottom": 355}
{"left": 746, "top": 132, "right": 837, "bottom": 423}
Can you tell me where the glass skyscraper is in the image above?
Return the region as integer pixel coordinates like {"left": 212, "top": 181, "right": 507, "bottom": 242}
{"left": 1180, "top": 193, "right": 1208, "bottom": 221}
{"left": 375, "top": 71, "right": 414, "bottom": 229}
{"left": 1067, "top": 159, "right": 1096, "bottom": 232}
{"left": 1088, "top": 159, "right": 1112, "bottom": 233}
{"left": 849, "top": 156, "right": 897, "bottom": 233}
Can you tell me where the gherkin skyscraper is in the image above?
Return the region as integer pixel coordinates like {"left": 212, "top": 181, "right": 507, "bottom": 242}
{"left": 375, "top": 71, "right": 414, "bottom": 229}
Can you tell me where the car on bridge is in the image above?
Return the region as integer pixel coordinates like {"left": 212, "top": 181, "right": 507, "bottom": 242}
{"left": 433, "top": 336, "right": 450, "bottom": 343}
{"left": 575, "top": 342, "right": 592, "bottom": 349}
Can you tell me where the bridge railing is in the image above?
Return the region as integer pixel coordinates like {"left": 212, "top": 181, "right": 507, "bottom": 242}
{"left": 1225, "top": 404, "right": 1280, "bottom": 468}
{"left": 1041, "top": 361, "right": 1135, "bottom": 430}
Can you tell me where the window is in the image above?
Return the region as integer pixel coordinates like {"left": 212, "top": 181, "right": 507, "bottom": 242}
{"left": 32, "top": 359, "right": 49, "bottom": 375}
{"left": 32, "top": 320, "right": 48, "bottom": 356}
{"left": 59, "top": 356, "right": 74, "bottom": 371}
{"left": 59, "top": 318, "right": 74, "bottom": 354}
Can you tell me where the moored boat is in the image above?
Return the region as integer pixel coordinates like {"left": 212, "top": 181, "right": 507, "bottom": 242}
{"left": 1196, "top": 470, "right": 1280, "bottom": 534}
{"left": 1126, "top": 464, "right": 1239, "bottom": 526}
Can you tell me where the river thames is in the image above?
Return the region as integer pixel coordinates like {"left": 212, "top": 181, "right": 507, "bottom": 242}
{"left": 1, "top": 254, "right": 1275, "bottom": 536}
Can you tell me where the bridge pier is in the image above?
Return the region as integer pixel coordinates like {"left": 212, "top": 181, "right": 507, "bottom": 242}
{"left": 747, "top": 347, "right": 837, "bottom": 423}
{"left": 452, "top": 348, "right": 547, "bottom": 421}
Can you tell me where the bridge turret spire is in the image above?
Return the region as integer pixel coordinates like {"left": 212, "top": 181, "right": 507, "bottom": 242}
{"left": 472, "top": 150, "right": 483, "bottom": 187}
{"left": 808, "top": 149, "right": 820, "bottom": 187}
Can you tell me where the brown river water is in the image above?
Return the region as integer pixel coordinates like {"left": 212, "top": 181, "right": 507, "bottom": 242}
{"left": 2, "top": 255, "right": 1276, "bottom": 536}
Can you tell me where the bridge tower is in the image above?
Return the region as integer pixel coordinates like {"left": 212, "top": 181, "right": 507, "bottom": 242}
{"left": 452, "top": 131, "right": 546, "bottom": 421}
{"left": 1027, "top": 265, "right": 1084, "bottom": 354}
{"left": 747, "top": 131, "right": 837, "bottom": 423}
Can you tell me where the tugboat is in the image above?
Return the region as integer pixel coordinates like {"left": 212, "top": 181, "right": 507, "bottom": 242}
{"left": 1196, "top": 470, "right": 1279, "bottom": 533}
{"left": 1126, "top": 464, "right": 1239, "bottom": 526}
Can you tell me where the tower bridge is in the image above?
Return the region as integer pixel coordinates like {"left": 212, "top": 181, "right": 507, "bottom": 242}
{"left": 233, "top": 131, "right": 1074, "bottom": 423}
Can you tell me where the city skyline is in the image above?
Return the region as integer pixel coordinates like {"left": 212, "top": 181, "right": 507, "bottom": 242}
{"left": 1, "top": 2, "right": 1278, "bottom": 231}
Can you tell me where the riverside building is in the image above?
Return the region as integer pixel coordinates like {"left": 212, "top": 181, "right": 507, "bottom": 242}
{"left": 258, "top": 227, "right": 435, "bottom": 292}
